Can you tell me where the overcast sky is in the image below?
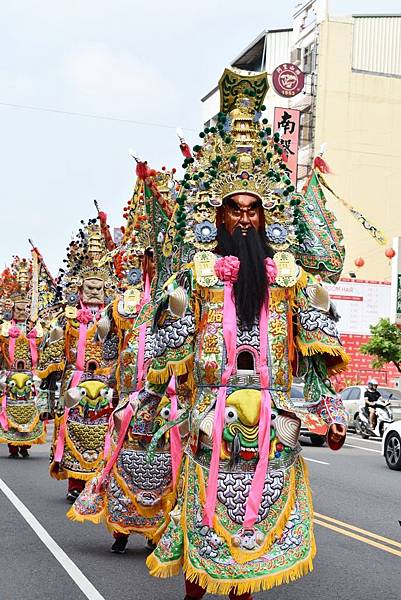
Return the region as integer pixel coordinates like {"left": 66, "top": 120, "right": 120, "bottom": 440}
{"left": 1, "top": 0, "right": 400, "bottom": 274}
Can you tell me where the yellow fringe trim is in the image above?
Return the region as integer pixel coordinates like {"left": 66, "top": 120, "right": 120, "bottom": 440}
{"left": 49, "top": 464, "right": 99, "bottom": 482}
{"left": 147, "top": 355, "right": 194, "bottom": 385}
{"left": 148, "top": 456, "right": 316, "bottom": 596}
{"left": 5, "top": 412, "right": 40, "bottom": 433}
{"left": 196, "top": 463, "right": 297, "bottom": 564}
{"left": 181, "top": 542, "right": 315, "bottom": 596}
{"left": 68, "top": 492, "right": 170, "bottom": 542}
{"left": 112, "top": 300, "right": 133, "bottom": 331}
{"left": 146, "top": 553, "right": 182, "bottom": 578}
{"left": 1, "top": 428, "right": 47, "bottom": 446}
{"left": 67, "top": 503, "right": 106, "bottom": 526}
{"left": 49, "top": 462, "right": 68, "bottom": 480}
{"left": 104, "top": 519, "right": 163, "bottom": 543}
{"left": 296, "top": 339, "right": 350, "bottom": 372}
{"left": 37, "top": 361, "right": 65, "bottom": 380}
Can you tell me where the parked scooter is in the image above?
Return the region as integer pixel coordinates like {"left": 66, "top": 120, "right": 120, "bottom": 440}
{"left": 355, "top": 397, "right": 393, "bottom": 439}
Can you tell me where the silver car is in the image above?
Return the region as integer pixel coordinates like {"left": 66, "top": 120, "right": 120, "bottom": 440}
{"left": 340, "top": 385, "right": 401, "bottom": 432}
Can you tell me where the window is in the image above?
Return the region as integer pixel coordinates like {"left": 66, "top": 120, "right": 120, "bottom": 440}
{"left": 303, "top": 44, "right": 315, "bottom": 74}
{"left": 340, "top": 389, "right": 351, "bottom": 401}
{"left": 291, "top": 385, "right": 304, "bottom": 399}
{"left": 379, "top": 388, "right": 401, "bottom": 401}
{"left": 299, "top": 108, "right": 313, "bottom": 145}
{"left": 348, "top": 388, "right": 361, "bottom": 400}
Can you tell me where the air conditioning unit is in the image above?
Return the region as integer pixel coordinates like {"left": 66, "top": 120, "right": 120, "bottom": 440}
{"left": 290, "top": 47, "right": 302, "bottom": 65}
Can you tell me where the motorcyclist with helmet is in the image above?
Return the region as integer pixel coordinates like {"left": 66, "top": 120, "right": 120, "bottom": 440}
{"left": 364, "top": 379, "right": 381, "bottom": 430}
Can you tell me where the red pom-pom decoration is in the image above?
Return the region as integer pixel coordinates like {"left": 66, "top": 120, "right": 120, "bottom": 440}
{"left": 136, "top": 161, "right": 150, "bottom": 180}
{"left": 354, "top": 257, "right": 365, "bottom": 268}
{"left": 313, "top": 155, "right": 332, "bottom": 174}
{"left": 385, "top": 248, "right": 396, "bottom": 259}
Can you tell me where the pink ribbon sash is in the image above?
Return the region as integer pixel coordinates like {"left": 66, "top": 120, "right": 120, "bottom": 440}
{"left": 136, "top": 273, "right": 151, "bottom": 390}
{"left": 8, "top": 323, "right": 20, "bottom": 365}
{"left": 243, "top": 296, "right": 272, "bottom": 528}
{"left": 96, "top": 398, "right": 136, "bottom": 492}
{"left": 54, "top": 320, "right": 88, "bottom": 463}
{"left": 103, "top": 410, "right": 114, "bottom": 460}
{"left": 0, "top": 393, "right": 8, "bottom": 431}
{"left": 27, "top": 328, "right": 38, "bottom": 369}
{"left": 167, "top": 376, "right": 183, "bottom": 487}
{"left": 203, "top": 280, "right": 237, "bottom": 526}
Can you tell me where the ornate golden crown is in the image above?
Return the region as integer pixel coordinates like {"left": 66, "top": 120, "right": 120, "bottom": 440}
{"left": 170, "top": 68, "right": 297, "bottom": 253}
{"left": 58, "top": 217, "right": 119, "bottom": 302}
{"left": 0, "top": 257, "right": 32, "bottom": 304}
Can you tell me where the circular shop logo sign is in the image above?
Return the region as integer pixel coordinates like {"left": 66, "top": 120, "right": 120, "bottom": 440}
{"left": 272, "top": 63, "right": 305, "bottom": 97}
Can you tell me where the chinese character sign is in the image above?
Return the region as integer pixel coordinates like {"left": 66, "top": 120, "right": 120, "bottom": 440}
{"left": 274, "top": 107, "right": 300, "bottom": 186}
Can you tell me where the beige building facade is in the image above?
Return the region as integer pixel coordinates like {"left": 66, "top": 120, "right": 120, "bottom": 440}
{"left": 315, "top": 16, "right": 401, "bottom": 281}
{"left": 201, "top": 3, "right": 401, "bottom": 282}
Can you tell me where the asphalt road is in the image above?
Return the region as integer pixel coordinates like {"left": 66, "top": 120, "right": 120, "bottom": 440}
{"left": 1, "top": 431, "right": 400, "bottom": 600}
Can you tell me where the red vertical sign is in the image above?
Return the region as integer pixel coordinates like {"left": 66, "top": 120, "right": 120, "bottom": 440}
{"left": 274, "top": 107, "right": 300, "bottom": 186}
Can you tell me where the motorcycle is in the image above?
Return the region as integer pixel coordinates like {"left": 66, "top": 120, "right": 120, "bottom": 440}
{"left": 355, "top": 397, "right": 393, "bottom": 439}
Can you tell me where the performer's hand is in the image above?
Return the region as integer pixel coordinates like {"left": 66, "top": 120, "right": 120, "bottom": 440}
{"left": 327, "top": 423, "right": 346, "bottom": 450}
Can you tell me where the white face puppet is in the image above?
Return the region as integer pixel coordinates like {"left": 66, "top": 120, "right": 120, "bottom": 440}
{"left": 81, "top": 277, "right": 104, "bottom": 306}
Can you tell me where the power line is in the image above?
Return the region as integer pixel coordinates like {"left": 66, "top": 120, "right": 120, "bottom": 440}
{"left": 0, "top": 100, "right": 196, "bottom": 132}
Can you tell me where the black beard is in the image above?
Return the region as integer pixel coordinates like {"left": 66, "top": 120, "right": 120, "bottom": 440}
{"left": 216, "top": 225, "right": 274, "bottom": 329}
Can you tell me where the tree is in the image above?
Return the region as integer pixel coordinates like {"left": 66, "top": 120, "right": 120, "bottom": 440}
{"left": 360, "top": 318, "right": 401, "bottom": 373}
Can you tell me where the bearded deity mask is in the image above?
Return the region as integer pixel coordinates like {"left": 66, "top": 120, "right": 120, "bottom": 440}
{"left": 220, "top": 193, "right": 263, "bottom": 237}
{"left": 13, "top": 300, "right": 29, "bottom": 322}
{"left": 81, "top": 277, "right": 105, "bottom": 306}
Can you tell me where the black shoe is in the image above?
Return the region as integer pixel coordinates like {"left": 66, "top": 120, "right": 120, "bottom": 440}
{"left": 8, "top": 453, "right": 19, "bottom": 459}
{"left": 19, "top": 448, "right": 30, "bottom": 458}
{"left": 66, "top": 489, "right": 81, "bottom": 504}
{"left": 111, "top": 536, "right": 128, "bottom": 554}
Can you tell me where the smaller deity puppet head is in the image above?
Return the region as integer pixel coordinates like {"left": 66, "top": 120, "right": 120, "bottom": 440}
{"left": 81, "top": 276, "right": 105, "bottom": 306}
{"left": 12, "top": 299, "right": 29, "bottom": 322}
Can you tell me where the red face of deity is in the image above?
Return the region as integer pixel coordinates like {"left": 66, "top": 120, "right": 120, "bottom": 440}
{"left": 222, "top": 193, "right": 263, "bottom": 236}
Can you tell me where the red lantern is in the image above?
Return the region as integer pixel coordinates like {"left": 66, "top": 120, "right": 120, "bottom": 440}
{"left": 385, "top": 248, "right": 396, "bottom": 259}
{"left": 354, "top": 257, "right": 365, "bottom": 268}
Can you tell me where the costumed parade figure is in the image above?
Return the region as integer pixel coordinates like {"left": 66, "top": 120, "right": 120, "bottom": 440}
{"left": 0, "top": 256, "right": 48, "bottom": 457}
{"left": 68, "top": 165, "right": 186, "bottom": 554}
{"left": 37, "top": 212, "right": 129, "bottom": 502}
{"left": 145, "top": 69, "right": 349, "bottom": 599}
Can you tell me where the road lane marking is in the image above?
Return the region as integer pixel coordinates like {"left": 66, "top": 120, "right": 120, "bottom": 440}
{"left": 304, "top": 457, "right": 329, "bottom": 465}
{"left": 314, "top": 518, "right": 401, "bottom": 558}
{"left": 347, "top": 434, "right": 381, "bottom": 444}
{"left": 315, "top": 512, "right": 401, "bottom": 549}
{"left": 0, "top": 478, "right": 105, "bottom": 600}
{"left": 344, "top": 443, "right": 381, "bottom": 453}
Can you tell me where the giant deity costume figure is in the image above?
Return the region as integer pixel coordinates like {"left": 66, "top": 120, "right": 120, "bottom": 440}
{"left": 37, "top": 214, "right": 133, "bottom": 502}
{"left": 145, "top": 69, "right": 349, "bottom": 599}
{"left": 68, "top": 166, "right": 187, "bottom": 554}
{"left": 0, "top": 256, "right": 49, "bottom": 457}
